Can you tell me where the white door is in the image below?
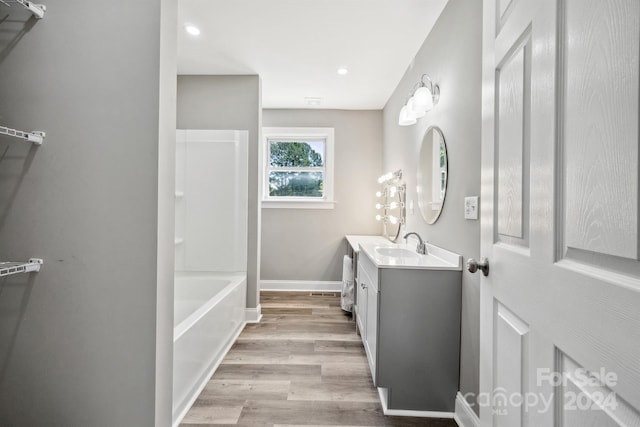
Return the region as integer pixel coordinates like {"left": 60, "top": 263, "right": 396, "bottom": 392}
{"left": 480, "top": 1, "right": 640, "bottom": 426}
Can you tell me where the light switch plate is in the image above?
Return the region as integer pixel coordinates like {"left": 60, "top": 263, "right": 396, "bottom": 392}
{"left": 464, "top": 196, "right": 478, "bottom": 220}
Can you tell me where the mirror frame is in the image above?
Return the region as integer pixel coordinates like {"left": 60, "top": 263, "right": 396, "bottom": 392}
{"left": 417, "top": 126, "right": 448, "bottom": 224}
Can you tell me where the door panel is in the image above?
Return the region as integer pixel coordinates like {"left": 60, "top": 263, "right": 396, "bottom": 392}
{"left": 496, "top": 32, "right": 531, "bottom": 247}
{"left": 562, "top": 0, "right": 639, "bottom": 261}
{"left": 481, "top": 1, "right": 640, "bottom": 426}
{"left": 557, "top": 353, "right": 638, "bottom": 427}
{"left": 496, "top": 46, "right": 524, "bottom": 239}
{"left": 494, "top": 303, "right": 529, "bottom": 427}
{"left": 496, "top": 0, "right": 517, "bottom": 35}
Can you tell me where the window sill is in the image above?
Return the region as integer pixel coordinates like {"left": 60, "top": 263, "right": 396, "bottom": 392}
{"left": 261, "top": 200, "right": 336, "bottom": 210}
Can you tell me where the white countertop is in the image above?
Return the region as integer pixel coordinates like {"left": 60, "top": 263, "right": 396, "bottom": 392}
{"left": 359, "top": 241, "right": 462, "bottom": 271}
{"left": 345, "top": 235, "right": 391, "bottom": 252}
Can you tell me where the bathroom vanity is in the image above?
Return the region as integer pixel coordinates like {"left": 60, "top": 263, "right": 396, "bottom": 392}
{"left": 344, "top": 235, "right": 391, "bottom": 314}
{"left": 355, "top": 241, "right": 462, "bottom": 416}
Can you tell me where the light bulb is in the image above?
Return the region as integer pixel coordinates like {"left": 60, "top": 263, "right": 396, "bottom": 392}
{"left": 410, "top": 91, "right": 427, "bottom": 118}
{"left": 375, "top": 215, "right": 383, "bottom": 221}
{"left": 185, "top": 24, "right": 201, "bottom": 36}
{"left": 375, "top": 191, "right": 382, "bottom": 198}
{"left": 389, "top": 186, "right": 397, "bottom": 194}
{"left": 389, "top": 215, "right": 398, "bottom": 224}
{"left": 412, "top": 85, "right": 434, "bottom": 113}
{"left": 398, "top": 105, "right": 417, "bottom": 126}
{"left": 378, "top": 172, "right": 393, "bottom": 183}
{"left": 375, "top": 203, "right": 383, "bottom": 210}
{"left": 407, "top": 96, "right": 416, "bottom": 114}
{"left": 389, "top": 202, "right": 398, "bottom": 209}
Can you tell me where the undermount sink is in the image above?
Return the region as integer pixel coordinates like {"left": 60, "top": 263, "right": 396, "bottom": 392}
{"left": 360, "top": 242, "right": 462, "bottom": 270}
{"left": 374, "top": 247, "right": 420, "bottom": 258}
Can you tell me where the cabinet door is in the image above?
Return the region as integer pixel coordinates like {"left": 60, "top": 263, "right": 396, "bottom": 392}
{"left": 355, "top": 265, "right": 367, "bottom": 336}
{"left": 364, "top": 272, "right": 378, "bottom": 383}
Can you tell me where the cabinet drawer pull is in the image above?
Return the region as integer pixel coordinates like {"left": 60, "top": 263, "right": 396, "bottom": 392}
{"left": 361, "top": 282, "right": 367, "bottom": 289}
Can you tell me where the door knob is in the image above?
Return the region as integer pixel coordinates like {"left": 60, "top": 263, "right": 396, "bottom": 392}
{"left": 467, "top": 257, "right": 489, "bottom": 276}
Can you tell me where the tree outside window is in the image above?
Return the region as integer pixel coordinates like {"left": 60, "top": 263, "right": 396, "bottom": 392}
{"left": 262, "top": 127, "right": 335, "bottom": 209}
{"left": 268, "top": 140, "right": 325, "bottom": 197}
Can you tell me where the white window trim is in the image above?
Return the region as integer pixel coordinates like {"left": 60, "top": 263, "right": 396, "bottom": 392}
{"left": 261, "top": 127, "right": 335, "bottom": 209}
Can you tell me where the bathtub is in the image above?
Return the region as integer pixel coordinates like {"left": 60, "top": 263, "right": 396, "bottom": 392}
{"left": 172, "top": 272, "right": 247, "bottom": 426}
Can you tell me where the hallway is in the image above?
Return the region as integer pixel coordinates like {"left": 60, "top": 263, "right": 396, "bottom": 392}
{"left": 180, "top": 291, "right": 457, "bottom": 426}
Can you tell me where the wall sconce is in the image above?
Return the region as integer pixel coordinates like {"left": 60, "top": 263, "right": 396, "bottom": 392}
{"left": 375, "top": 193, "right": 406, "bottom": 225}
{"left": 377, "top": 169, "right": 403, "bottom": 184}
{"left": 375, "top": 170, "right": 406, "bottom": 241}
{"left": 398, "top": 74, "right": 440, "bottom": 126}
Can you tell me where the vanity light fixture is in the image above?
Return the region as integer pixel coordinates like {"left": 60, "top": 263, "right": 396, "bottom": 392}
{"left": 412, "top": 74, "right": 439, "bottom": 114}
{"left": 375, "top": 213, "right": 405, "bottom": 225}
{"left": 377, "top": 170, "right": 403, "bottom": 184}
{"left": 375, "top": 201, "right": 403, "bottom": 211}
{"left": 375, "top": 214, "right": 405, "bottom": 225}
{"left": 398, "top": 74, "right": 440, "bottom": 126}
{"left": 375, "top": 169, "right": 406, "bottom": 233}
{"left": 378, "top": 172, "right": 393, "bottom": 184}
{"left": 398, "top": 103, "right": 417, "bottom": 126}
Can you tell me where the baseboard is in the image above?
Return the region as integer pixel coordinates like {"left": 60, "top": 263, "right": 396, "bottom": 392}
{"left": 454, "top": 392, "right": 480, "bottom": 427}
{"left": 245, "top": 304, "right": 262, "bottom": 323}
{"left": 377, "top": 388, "right": 454, "bottom": 419}
{"left": 260, "top": 280, "right": 342, "bottom": 292}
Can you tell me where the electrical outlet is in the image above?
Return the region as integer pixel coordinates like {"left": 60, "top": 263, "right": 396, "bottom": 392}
{"left": 464, "top": 196, "right": 478, "bottom": 220}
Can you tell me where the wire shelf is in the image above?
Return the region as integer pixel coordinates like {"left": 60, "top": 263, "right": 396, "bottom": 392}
{"left": 0, "top": 258, "right": 43, "bottom": 277}
{"left": 0, "top": 0, "right": 46, "bottom": 19}
{"left": 0, "top": 125, "right": 45, "bottom": 145}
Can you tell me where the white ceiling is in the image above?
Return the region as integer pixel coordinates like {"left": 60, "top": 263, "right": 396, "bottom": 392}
{"left": 177, "top": 0, "right": 449, "bottom": 110}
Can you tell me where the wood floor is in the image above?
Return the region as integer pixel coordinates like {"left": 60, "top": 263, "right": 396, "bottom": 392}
{"left": 180, "top": 291, "right": 458, "bottom": 427}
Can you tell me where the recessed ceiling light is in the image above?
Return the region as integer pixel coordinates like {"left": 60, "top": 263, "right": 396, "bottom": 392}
{"left": 337, "top": 67, "right": 349, "bottom": 75}
{"left": 185, "top": 24, "right": 201, "bottom": 36}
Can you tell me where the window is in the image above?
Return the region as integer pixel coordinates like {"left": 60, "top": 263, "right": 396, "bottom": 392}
{"left": 262, "top": 127, "right": 334, "bottom": 209}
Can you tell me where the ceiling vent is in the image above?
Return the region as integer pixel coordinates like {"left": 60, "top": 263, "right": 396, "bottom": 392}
{"left": 304, "top": 97, "right": 323, "bottom": 107}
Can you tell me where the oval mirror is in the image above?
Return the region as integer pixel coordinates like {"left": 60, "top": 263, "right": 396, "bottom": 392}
{"left": 417, "top": 126, "right": 448, "bottom": 224}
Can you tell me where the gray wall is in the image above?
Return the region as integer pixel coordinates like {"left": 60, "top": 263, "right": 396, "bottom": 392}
{"left": 0, "top": 0, "right": 176, "bottom": 425}
{"left": 261, "top": 109, "right": 383, "bottom": 282}
{"left": 381, "top": 0, "right": 482, "bottom": 413}
{"left": 176, "top": 75, "right": 262, "bottom": 308}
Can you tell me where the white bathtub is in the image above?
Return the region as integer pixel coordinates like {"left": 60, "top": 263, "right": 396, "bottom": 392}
{"left": 172, "top": 272, "right": 247, "bottom": 426}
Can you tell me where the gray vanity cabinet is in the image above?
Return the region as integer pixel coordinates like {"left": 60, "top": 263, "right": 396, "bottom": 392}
{"left": 356, "top": 257, "right": 378, "bottom": 379}
{"left": 357, "top": 250, "right": 462, "bottom": 413}
{"left": 355, "top": 263, "right": 367, "bottom": 337}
